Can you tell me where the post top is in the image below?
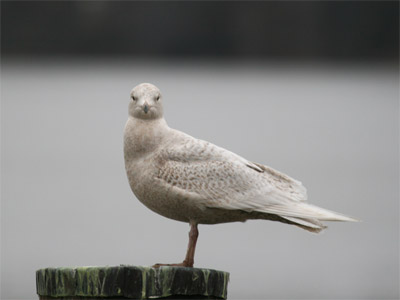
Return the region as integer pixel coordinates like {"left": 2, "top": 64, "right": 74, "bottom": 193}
{"left": 36, "top": 265, "right": 229, "bottom": 299}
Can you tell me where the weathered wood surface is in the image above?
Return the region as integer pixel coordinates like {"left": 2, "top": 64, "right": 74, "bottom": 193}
{"left": 36, "top": 265, "right": 229, "bottom": 299}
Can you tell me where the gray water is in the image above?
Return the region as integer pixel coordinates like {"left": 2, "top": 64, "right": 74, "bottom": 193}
{"left": 1, "top": 59, "right": 398, "bottom": 299}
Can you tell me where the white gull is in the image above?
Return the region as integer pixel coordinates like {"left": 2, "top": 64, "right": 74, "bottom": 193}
{"left": 124, "top": 83, "right": 357, "bottom": 267}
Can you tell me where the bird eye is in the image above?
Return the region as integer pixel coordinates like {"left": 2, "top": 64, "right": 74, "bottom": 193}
{"left": 156, "top": 95, "right": 160, "bottom": 101}
{"left": 131, "top": 96, "right": 137, "bottom": 101}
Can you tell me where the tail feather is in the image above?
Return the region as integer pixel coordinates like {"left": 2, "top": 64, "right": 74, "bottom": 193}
{"left": 281, "top": 216, "right": 327, "bottom": 233}
{"left": 259, "top": 202, "right": 359, "bottom": 222}
{"left": 256, "top": 202, "right": 358, "bottom": 233}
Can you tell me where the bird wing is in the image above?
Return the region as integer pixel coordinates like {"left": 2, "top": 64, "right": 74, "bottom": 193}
{"left": 154, "top": 131, "right": 314, "bottom": 217}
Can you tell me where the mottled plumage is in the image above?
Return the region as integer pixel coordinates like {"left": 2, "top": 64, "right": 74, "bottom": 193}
{"left": 124, "top": 83, "right": 356, "bottom": 267}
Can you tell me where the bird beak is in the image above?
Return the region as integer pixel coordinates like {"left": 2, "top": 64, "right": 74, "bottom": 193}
{"left": 143, "top": 103, "right": 149, "bottom": 114}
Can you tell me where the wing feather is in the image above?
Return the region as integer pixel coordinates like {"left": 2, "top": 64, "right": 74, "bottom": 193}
{"left": 155, "top": 132, "right": 309, "bottom": 213}
{"left": 153, "top": 130, "right": 356, "bottom": 224}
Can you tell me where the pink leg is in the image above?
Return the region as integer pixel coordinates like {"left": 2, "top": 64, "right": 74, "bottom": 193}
{"left": 153, "top": 222, "right": 199, "bottom": 268}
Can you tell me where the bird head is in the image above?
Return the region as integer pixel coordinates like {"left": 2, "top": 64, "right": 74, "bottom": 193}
{"left": 129, "top": 83, "right": 163, "bottom": 120}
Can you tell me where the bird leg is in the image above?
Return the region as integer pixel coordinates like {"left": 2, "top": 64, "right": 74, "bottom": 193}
{"left": 153, "top": 222, "right": 199, "bottom": 268}
{"left": 182, "top": 222, "right": 199, "bottom": 267}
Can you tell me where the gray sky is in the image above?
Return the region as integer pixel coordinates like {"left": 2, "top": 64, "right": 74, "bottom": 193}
{"left": 1, "top": 59, "right": 398, "bottom": 299}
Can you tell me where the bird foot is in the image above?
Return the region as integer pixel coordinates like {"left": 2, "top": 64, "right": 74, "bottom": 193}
{"left": 152, "top": 261, "right": 193, "bottom": 268}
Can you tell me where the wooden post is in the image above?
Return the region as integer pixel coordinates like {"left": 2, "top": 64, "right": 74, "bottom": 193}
{"left": 36, "top": 265, "right": 229, "bottom": 299}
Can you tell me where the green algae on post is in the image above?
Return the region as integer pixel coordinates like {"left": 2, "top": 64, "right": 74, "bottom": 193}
{"left": 36, "top": 265, "right": 229, "bottom": 299}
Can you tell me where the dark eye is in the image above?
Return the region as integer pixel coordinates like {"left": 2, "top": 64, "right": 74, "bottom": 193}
{"left": 156, "top": 95, "right": 160, "bottom": 101}
{"left": 131, "top": 95, "right": 137, "bottom": 101}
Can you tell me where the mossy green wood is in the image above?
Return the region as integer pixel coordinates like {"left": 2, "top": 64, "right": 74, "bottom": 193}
{"left": 36, "top": 266, "right": 229, "bottom": 299}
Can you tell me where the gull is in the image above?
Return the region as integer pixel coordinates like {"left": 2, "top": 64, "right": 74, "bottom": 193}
{"left": 124, "top": 83, "right": 357, "bottom": 268}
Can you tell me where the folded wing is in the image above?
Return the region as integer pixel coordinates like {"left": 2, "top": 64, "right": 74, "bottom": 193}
{"left": 155, "top": 132, "right": 357, "bottom": 231}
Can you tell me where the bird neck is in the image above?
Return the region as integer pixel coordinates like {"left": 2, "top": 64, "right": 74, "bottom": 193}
{"left": 124, "top": 117, "right": 169, "bottom": 161}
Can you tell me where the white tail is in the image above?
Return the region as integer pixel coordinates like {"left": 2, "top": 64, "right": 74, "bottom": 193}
{"left": 260, "top": 202, "right": 358, "bottom": 222}
{"left": 258, "top": 202, "right": 358, "bottom": 233}
{"left": 281, "top": 216, "right": 327, "bottom": 233}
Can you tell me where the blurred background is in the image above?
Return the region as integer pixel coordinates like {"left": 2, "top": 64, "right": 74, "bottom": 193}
{"left": 2, "top": 1, "right": 398, "bottom": 61}
{"left": 1, "top": 1, "right": 399, "bottom": 299}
